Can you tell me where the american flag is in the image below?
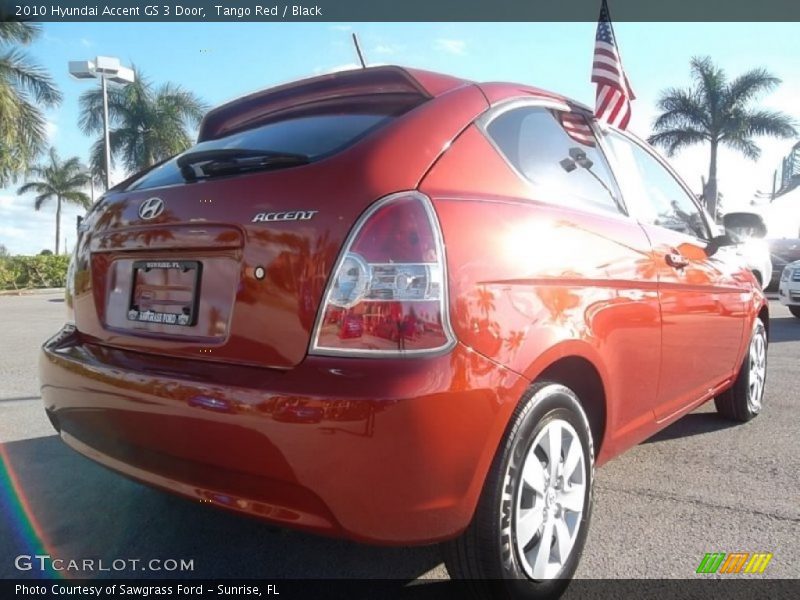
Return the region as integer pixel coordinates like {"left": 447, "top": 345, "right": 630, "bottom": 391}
{"left": 591, "top": 0, "right": 635, "bottom": 129}
{"left": 557, "top": 111, "right": 596, "bottom": 147}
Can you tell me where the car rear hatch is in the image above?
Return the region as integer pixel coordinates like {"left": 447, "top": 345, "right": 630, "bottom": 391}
{"left": 71, "top": 66, "right": 486, "bottom": 369}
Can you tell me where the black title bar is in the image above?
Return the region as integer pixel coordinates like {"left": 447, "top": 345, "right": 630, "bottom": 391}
{"left": 4, "top": 0, "right": 800, "bottom": 22}
{"left": 4, "top": 579, "right": 800, "bottom": 599}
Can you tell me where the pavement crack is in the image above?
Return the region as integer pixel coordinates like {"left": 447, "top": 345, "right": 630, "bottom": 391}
{"left": 595, "top": 484, "right": 800, "bottom": 523}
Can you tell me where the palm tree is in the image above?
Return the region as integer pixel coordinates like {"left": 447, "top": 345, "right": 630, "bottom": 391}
{"left": 17, "top": 148, "right": 91, "bottom": 255}
{"left": 78, "top": 68, "right": 207, "bottom": 186}
{"left": 648, "top": 56, "right": 797, "bottom": 219}
{"left": 0, "top": 20, "right": 62, "bottom": 186}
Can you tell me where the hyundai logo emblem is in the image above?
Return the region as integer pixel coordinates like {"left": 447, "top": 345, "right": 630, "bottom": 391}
{"left": 139, "top": 197, "right": 165, "bottom": 220}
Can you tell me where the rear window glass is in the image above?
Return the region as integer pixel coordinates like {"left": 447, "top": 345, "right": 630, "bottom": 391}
{"left": 127, "top": 113, "right": 394, "bottom": 191}
{"left": 486, "top": 107, "right": 622, "bottom": 214}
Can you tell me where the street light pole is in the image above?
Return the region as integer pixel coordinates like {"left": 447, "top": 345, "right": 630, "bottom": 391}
{"left": 68, "top": 56, "right": 134, "bottom": 197}
{"left": 100, "top": 75, "right": 111, "bottom": 190}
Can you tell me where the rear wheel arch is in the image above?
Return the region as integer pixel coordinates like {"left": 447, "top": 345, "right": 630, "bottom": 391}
{"left": 444, "top": 377, "right": 598, "bottom": 593}
{"left": 758, "top": 304, "right": 769, "bottom": 338}
{"left": 535, "top": 356, "right": 607, "bottom": 462}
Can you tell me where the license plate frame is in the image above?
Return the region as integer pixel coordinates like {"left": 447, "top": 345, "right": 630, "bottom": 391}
{"left": 127, "top": 260, "right": 202, "bottom": 326}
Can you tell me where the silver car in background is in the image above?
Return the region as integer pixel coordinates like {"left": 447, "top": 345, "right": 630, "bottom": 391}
{"left": 778, "top": 260, "right": 800, "bottom": 318}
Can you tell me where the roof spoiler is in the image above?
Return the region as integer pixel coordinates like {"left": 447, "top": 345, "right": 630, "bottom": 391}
{"left": 198, "top": 66, "right": 448, "bottom": 142}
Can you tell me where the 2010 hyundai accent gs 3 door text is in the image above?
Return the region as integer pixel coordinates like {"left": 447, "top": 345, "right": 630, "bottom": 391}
{"left": 40, "top": 66, "right": 768, "bottom": 598}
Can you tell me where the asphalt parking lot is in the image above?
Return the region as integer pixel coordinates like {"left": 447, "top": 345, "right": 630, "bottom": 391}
{"left": 0, "top": 291, "right": 798, "bottom": 583}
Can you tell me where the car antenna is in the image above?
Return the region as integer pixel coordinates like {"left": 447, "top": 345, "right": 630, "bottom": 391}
{"left": 352, "top": 33, "right": 367, "bottom": 68}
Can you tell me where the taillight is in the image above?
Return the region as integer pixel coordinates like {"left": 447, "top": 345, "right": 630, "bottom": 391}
{"left": 310, "top": 191, "right": 455, "bottom": 356}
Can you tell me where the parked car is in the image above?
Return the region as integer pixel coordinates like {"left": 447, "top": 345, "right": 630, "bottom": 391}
{"left": 768, "top": 237, "right": 800, "bottom": 291}
{"left": 778, "top": 260, "right": 800, "bottom": 317}
{"left": 40, "top": 66, "right": 769, "bottom": 598}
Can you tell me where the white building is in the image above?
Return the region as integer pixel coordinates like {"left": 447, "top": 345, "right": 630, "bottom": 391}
{"left": 761, "top": 187, "right": 800, "bottom": 239}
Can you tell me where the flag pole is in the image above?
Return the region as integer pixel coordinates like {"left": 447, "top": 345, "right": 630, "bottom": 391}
{"left": 602, "top": 0, "right": 633, "bottom": 98}
{"left": 591, "top": 0, "right": 634, "bottom": 129}
{"left": 352, "top": 33, "right": 367, "bottom": 68}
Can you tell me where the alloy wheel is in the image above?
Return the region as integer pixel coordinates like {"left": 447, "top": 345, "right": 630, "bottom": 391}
{"left": 514, "top": 418, "right": 587, "bottom": 580}
{"left": 748, "top": 326, "right": 767, "bottom": 413}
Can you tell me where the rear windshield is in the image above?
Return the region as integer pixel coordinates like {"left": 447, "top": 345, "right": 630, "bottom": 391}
{"left": 127, "top": 112, "right": 395, "bottom": 191}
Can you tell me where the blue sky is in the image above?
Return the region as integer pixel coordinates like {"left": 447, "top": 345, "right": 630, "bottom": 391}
{"left": 2, "top": 21, "right": 799, "bottom": 254}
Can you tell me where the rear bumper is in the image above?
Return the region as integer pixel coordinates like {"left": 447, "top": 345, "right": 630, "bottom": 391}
{"left": 40, "top": 326, "right": 526, "bottom": 545}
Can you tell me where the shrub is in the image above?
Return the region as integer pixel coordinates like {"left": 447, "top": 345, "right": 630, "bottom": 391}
{"left": 0, "top": 254, "right": 71, "bottom": 290}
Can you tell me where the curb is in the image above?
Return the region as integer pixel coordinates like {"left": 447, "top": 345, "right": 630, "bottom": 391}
{"left": 0, "top": 287, "right": 65, "bottom": 297}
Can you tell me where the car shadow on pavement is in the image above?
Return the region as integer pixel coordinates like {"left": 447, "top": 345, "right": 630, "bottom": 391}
{"left": 642, "top": 412, "right": 737, "bottom": 444}
{"left": 768, "top": 316, "right": 800, "bottom": 343}
{"left": 0, "top": 435, "right": 445, "bottom": 582}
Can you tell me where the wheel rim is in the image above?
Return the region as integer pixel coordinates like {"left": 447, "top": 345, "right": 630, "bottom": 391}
{"left": 748, "top": 327, "right": 767, "bottom": 413}
{"left": 514, "top": 418, "right": 586, "bottom": 580}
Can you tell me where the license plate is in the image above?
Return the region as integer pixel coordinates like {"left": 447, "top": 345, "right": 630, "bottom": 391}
{"left": 127, "top": 260, "right": 201, "bottom": 326}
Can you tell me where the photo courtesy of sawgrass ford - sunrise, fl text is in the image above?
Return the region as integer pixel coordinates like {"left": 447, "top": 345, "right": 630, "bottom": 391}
{"left": 0, "top": 1, "right": 798, "bottom": 599}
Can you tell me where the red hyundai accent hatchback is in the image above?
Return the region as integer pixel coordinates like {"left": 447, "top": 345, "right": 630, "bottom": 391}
{"left": 41, "top": 67, "right": 768, "bottom": 597}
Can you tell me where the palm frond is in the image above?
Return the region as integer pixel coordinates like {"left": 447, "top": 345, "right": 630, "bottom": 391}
{"left": 652, "top": 87, "right": 709, "bottom": 132}
{"left": 0, "top": 20, "right": 40, "bottom": 45}
{"left": 47, "top": 146, "right": 59, "bottom": 168}
{"left": 34, "top": 192, "right": 52, "bottom": 210}
{"left": 0, "top": 96, "right": 48, "bottom": 185}
{"left": 16, "top": 180, "right": 49, "bottom": 195}
{"left": 88, "top": 137, "right": 108, "bottom": 185}
{"left": 690, "top": 56, "right": 725, "bottom": 125}
{"left": 156, "top": 82, "right": 208, "bottom": 124}
{"left": 647, "top": 128, "right": 707, "bottom": 156}
{"left": 60, "top": 191, "right": 91, "bottom": 209}
{"left": 730, "top": 109, "right": 797, "bottom": 139}
{"left": 0, "top": 15, "right": 56, "bottom": 184}
{"left": 721, "top": 137, "right": 761, "bottom": 161}
{"left": 0, "top": 48, "right": 62, "bottom": 106}
{"left": 724, "top": 68, "right": 781, "bottom": 110}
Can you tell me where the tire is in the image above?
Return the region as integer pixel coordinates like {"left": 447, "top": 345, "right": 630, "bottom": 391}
{"left": 789, "top": 306, "right": 800, "bottom": 319}
{"left": 442, "top": 382, "right": 594, "bottom": 600}
{"left": 715, "top": 318, "right": 767, "bottom": 422}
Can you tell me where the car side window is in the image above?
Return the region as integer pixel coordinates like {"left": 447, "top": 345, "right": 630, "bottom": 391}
{"left": 485, "top": 106, "right": 622, "bottom": 214}
{"left": 604, "top": 131, "right": 709, "bottom": 240}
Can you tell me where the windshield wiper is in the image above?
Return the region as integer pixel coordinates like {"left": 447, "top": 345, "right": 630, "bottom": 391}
{"left": 176, "top": 149, "right": 310, "bottom": 181}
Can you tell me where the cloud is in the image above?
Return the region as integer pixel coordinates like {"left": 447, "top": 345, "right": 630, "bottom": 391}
{"left": 372, "top": 43, "right": 402, "bottom": 56}
{"left": 0, "top": 224, "right": 27, "bottom": 240}
{"left": 434, "top": 38, "right": 467, "bottom": 56}
{"left": 45, "top": 120, "right": 58, "bottom": 141}
{"left": 0, "top": 193, "right": 88, "bottom": 255}
{"left": 80, "top": 37, "right": 94, "bottom": 48}
{"left": 42, "top": 32, "right": 63, "bottom": 45}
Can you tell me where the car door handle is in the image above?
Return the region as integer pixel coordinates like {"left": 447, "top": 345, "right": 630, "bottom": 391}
{"left": 665, "top": 252, "right": 690, "bottom": 269}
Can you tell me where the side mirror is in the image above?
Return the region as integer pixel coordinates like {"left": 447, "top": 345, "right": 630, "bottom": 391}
{"left": 705, "top": 234, "right": 734, "bottom": 258}
{"left": 723, "top": 212, "right": 767, "bottom": 241}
